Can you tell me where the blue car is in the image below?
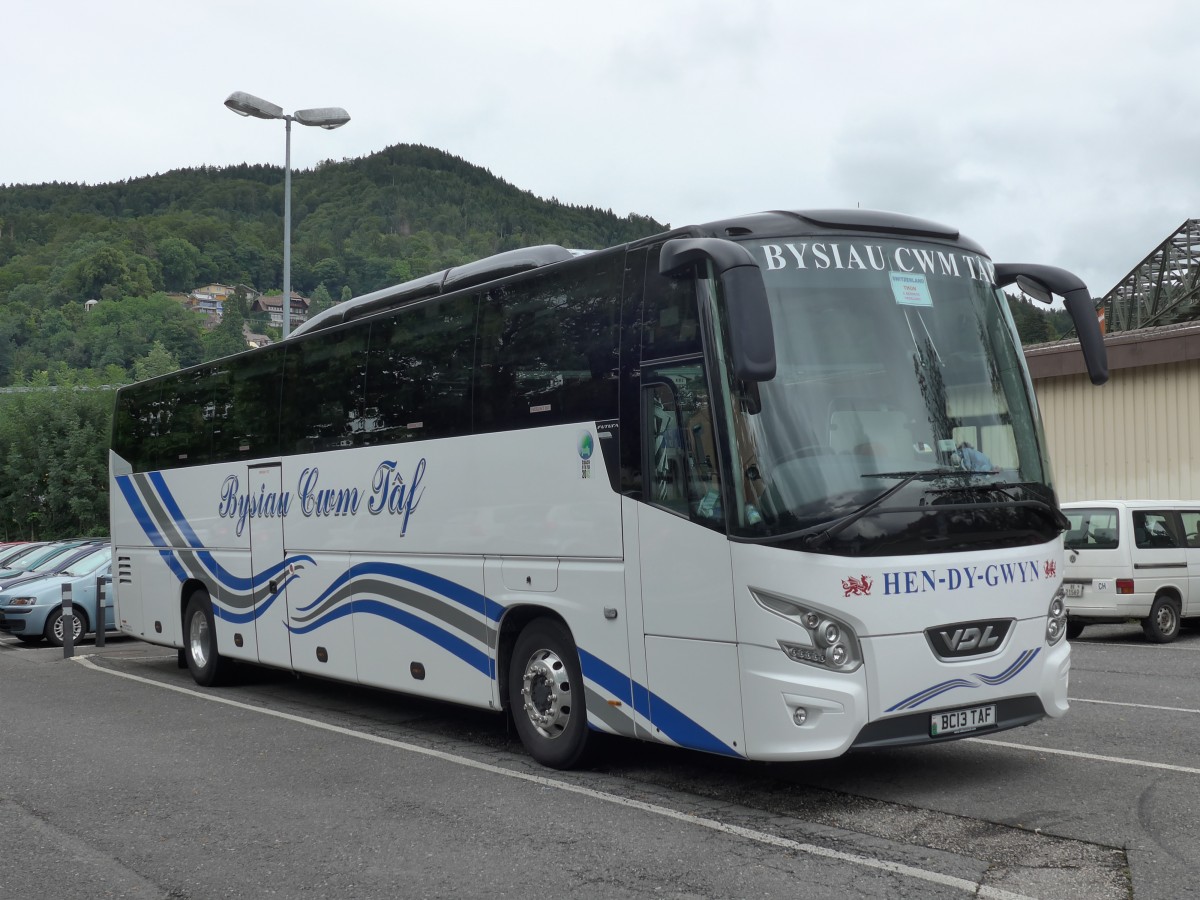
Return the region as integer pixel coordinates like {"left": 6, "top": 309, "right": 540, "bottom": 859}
{"left": 0, "top": 545, "right": 113, "bottom": 646}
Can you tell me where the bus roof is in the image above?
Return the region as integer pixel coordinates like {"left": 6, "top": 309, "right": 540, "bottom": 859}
{"left": 289, "top": 208, "right": 985, "bottom": 341}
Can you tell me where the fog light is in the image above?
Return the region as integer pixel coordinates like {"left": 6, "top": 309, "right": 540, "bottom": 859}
{"left": 793, "top": 707, "right": 808, "bottom": 726}
{"left": 830, "top": 645, "right": 847, "bottom": 666}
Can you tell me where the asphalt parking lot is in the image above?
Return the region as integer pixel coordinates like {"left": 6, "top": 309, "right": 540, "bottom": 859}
{"left": 2, "top": 622, "right": 1196, "bottom": 899}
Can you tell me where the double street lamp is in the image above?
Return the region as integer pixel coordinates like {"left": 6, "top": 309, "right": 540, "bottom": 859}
{"left": 224, "top": 91, "right": 350, "bottom": 337}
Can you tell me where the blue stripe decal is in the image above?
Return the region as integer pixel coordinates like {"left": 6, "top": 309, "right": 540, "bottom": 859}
{"left": 118, "top": 476, "right": 168, "bottom": 548}
{"left": 886, "top": 648, "right": 1042, "bottom": 712}
{"left": 290, "top": 598, "right": 493, "bottom": 677}
{"left": 295, "top": 561, "right": 496, "bottom": 619}
{"left": 644, "top": 692, "right": 741, "bottom": 756}
{"left": 118, "top": 477, "right": 734, "bottom": 756}
{"left": 578, "top": 648, "right": 738, "bottom": 757}
{"left": 159, "top": 549, "right": 189, "bottom": 582}
{"left": 143, "top": 472, "right": 312, "bottom": 593}
{"left": 578, "top": 649, "right": 634, "bottom": 706}
{"left": 212, "top": 583, "right": 291, "bottom": 624}
{"left": 148, "top": 471, "right": 206, "bottom": 548}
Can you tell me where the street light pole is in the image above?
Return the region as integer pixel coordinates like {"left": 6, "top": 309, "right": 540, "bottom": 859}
{"left": 223, "top": 91, "right": 350, "bottom": 338}
{"left": 283, "top": 115, "right": 293, "bottom": 337}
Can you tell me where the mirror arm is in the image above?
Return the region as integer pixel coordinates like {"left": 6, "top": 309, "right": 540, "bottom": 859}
{"left": 659, "top": 238, "right": 776, "bottom": 383}
{"left": 994, "top": 263, "right": 1109, "bottom": 386}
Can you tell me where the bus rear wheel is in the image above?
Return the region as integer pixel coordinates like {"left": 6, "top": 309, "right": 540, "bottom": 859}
{"left": 183, "top": 589, "right": 232, "bottom": 686}
{"left": 508, "top": 618, "right": 590, "bottom": 769}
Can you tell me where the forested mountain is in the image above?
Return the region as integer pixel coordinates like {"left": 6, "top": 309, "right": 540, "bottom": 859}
{"left": 0, "top": 143, "right": 663, "bottom": 385}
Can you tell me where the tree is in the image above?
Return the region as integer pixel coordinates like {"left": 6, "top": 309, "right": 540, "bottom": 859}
{"left": 157, "top": 236, "right": 203, "bottom": 291}
{"left": 0, "top": 389, "right": 113, "bottom": 539}
{"left": 133, "top": 341, "right": 180, "bottom": 380}
{"left": 204, "top": 293, "right": 249, "bottom": 361}
{"left": 309, "top": 282, "right": 335, "bottom": 317}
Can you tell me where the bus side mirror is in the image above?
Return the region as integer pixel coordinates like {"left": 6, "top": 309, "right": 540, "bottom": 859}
{"left": 994, "top": 263, "right": 1109, "bottom": 386}
{"left": 659, "top": 238, "right": 777, "bottom": 383}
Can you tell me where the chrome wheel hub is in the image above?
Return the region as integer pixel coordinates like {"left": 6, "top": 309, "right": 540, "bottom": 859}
{"left": 189, "top": 612, "right": 210, "bottom": 668}
{"left": 520, "top": 648, "right": 572, "bottom": 739}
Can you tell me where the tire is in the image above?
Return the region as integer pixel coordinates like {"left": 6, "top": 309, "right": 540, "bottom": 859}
{"left": 44, "top": 606, "right": 87, "bottom": 648}
{"left": 1066, "top": 620, "right": 1086, "bottom": 641}
{"left": 508, "top": 618, "right": 591, "bottom": 769}
{"left": 1142, "top": 595, "right": 1181, "bottom": 644}
{"left": 183, "top": 589, "right": 232, "bottom": 686}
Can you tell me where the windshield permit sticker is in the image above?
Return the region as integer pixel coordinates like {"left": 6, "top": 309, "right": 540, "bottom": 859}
{"left": 889, "top": 272, "right": 933, "bottom": 307}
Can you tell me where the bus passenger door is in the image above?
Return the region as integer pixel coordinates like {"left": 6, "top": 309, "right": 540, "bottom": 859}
{"left": 249, "top": 463, "right": 292, "bottom": 671}
{"left": 637, "top": 367, "right": 746, "bottom": 757}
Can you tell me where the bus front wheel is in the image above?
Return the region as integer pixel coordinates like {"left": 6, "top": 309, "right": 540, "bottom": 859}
{"left": 183, "top": 589, "right": 232, "bottom": 686}
{"left": 508, "top": 618, "right": 590, "bottom": 769}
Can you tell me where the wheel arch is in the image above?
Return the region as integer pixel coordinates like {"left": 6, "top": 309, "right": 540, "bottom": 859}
{"left": 1153, "top": 585, "right": 1183, "bottom": 606}
{"left": 179, "top": 577, "right": 210, "bottom": 628}
{"left": 496, "top": 603, "right": 574, "bottom": 713}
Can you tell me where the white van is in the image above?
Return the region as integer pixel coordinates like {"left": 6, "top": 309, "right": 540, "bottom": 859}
{"left": 1060, "top": 500, "right": 1200, "bottom": 642}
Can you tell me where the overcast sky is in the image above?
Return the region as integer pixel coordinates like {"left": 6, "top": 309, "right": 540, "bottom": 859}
{"left": 5, "top": 0, "right": 1197, "bottom": 298}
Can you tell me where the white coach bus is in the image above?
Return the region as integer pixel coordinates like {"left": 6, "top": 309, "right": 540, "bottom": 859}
{"left": 109, "top": 209, "right": 1108, "bottom": 768}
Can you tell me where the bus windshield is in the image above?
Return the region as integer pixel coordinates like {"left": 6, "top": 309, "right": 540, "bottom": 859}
{"left": 721, "top": 236, "right": 1055, "bottom": 551}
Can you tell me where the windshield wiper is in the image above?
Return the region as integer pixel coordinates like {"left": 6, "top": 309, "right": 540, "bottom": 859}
{"left": 796, "top": 472, "right": 1069, "bottom": 549}
{"left": 795, "top": 469, "right": 961, "bottom": 550}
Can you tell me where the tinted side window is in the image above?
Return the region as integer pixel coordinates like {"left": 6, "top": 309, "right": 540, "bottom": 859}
{"left": 212, "top": 345, "right": 284, "bottom": 462}
{"left": 113, "top": 380, "right": 163, "bottom": 473}
{"left": 158, "top": 366, "right": 217, "bottom": 468}
{"left": 642, "top": 247, "right": 703, "bottom": 362}
{"left": 475, "top": 254, "right": 621, "bottom": 433}
{"left": 280, "top": 327, "right": 369, "bottom": 454}
{"left": 363, "top": 293, "right": 477, "bottom": 444}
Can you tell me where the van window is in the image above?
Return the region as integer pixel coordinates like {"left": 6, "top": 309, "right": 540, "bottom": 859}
{"left": 1064, "top": 507, "right": 1119, "bottom": 550}
{"left": 1132, "top": 511, "right": 1180, "bottom": 549}
{"left": 1182, "top": 511, "right": 1200, "bottom": 548}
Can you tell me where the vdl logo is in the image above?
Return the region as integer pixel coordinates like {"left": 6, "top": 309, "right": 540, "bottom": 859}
{"left": 578, "top": 430, "right": 594, "bottom": 479}
{"left": 925, "top": 618, "right": 1014, "bottom": 660}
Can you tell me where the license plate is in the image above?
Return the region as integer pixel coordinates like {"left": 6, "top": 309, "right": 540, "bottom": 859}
{"left": 1063, "top": 583, "right": 1083, "bottom": 598}
{"left": 931, "top": 704, "right": 995, "bottom": 737}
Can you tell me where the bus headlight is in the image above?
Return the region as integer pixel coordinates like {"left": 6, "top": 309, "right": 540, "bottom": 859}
{"left": 1046, "top": 588, "right": 1068, "bottom": 646}
{"left": 753, "top": 589, "right": 862, "bottom": 673}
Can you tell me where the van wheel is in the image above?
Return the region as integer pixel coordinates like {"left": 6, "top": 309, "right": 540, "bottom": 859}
{"left": 1142, "top": 595, "right": 1181, "bottom": 643}
{"left": 508, "top": 618, "right": 590, "bottom": 769}
{"left": 1066, "top": 620, "right": 1086, "bottom": 640}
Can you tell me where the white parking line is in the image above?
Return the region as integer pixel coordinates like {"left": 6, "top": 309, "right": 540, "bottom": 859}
{"left": 969, "top": 737, "right": 1200, "bottom": 775}
{"left": 73, "top": 655, "right": 1037, "bottom": 900}
{"left": 1072, "top": 697, "right": 1200, "bottom": 715}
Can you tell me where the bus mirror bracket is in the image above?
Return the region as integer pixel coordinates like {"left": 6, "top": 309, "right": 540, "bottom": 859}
{"left": 994, "top": 263, "right": 1109, "bottom": 386}
{"left": 659, "top": 238, "right": 777, "bottom": 383}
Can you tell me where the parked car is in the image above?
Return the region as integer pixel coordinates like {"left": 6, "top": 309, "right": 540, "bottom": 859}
{"left": 0, "top": 540, "right": 104, "bottom": 591}
{"left": 1061, "top": 500, "right": 1200, "bottom": 642}
{"left": 0, "top": 544, "right": 113, "bottom": 646}
{"left": 0, "top": 541, "right": 52, "bottom": 571}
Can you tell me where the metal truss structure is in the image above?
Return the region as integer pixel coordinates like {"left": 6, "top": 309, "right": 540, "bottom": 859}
{"left": 1102, "top": 219, "right": 1200, "bottom": 333}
